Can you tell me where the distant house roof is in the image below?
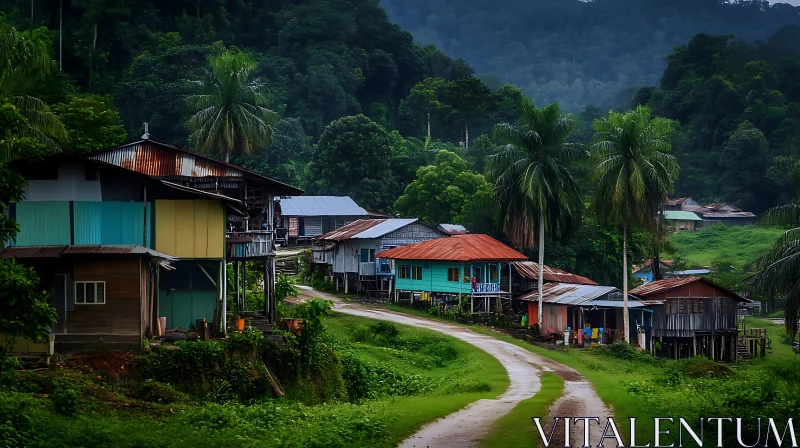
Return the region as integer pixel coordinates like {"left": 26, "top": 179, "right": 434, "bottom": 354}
{"left": 437, "top": 224, "right": 469, "bottom": 235}
{"left": 375, "top": 234, "right": 527, "bottom": 262}
{"left": 664, "top": 211, "right": 702, "bottom": 221}
{"left": 317, "top": 218, "right": 422, "bottom": 241}
{"left": 665, "top": 197, "right": 690, "bottom": 206}
{"left": 629, "top": 276, "right": 745, "bottom": 302}
{"left": 700, "top": 211, "right": 756, "bottom": 219}
{"left": 706, "top": 202, "right": 740, "bottom": 212}
{"left": 511, "top": 261, "right": 597, "bottom": 285}
{"left": 517, "top": 283, "right": 645, "bottom": 308}
{"left": 89, "top": 139, "right": 303, "bottom": 196}
{"left": 633, "top": 259, "right": 674, "bottom": 274}
{"left": 670, "top": 269, "right": 713, "bottom": 276}
{"left": 280, "top": 196, "right": 368, "bottom": 217}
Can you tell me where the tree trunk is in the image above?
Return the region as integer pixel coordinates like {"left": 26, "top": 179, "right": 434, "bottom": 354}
{"left": 226, "top": 150, "right": 230, "bottom": 163}
{"left": 427, "top": 110, "right": 431, "bottom": 139}
{"left": 653, "top": 204, "right": 663, "bottom": 281}
{"left": 59, "top": 0, "right": 63, "bottom": 72}
{"left": 623, "top": 223, "right": 630, "bottom": 343}
{"left": 537, "top": 218, "right": 545, "bottom": 330}
{"left": 465, "top": 123, "right": 469, "bottom": 150}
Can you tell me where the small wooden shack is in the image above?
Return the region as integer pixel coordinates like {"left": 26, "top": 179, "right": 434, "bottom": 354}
{"left": 630, "top": 277, "right": 746, "bottom": 361}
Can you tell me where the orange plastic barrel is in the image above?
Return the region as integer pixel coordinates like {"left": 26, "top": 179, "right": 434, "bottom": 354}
{"left": 236, "top": 318, "right": 245, "bottom": 331}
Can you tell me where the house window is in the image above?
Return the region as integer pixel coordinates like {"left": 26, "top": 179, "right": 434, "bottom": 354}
{"left": 549, "top": 305, "right": 558, "bottom": 329}
{"left": 360, "top": 249, "right": 369, "bottom": 263}
{"left": 369, "top": 249, "right": 375, "bottom": 262}
{"left": 447, "top": 268, "right": 460, "bottom": 282}
{"left": 473, "top": 267, "right": 482, "bottom": 282}
{"left": 412, "top": 266, "right": 422, "bottom": 280}
{"left": 691, "top": 299, "right": 705, "bottom": 314}
{"left": 75, "top": 281, "right": 106, "bottom": 304}
{"left": 489, "top": 265, "right": 498, "bottom": 282}
{"left": 398, "top": 266, "right": 410, "bottom": 279}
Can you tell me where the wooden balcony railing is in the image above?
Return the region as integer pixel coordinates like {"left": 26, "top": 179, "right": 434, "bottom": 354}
{"left": 226, "top": 230, "right": 273, "bottom": 259}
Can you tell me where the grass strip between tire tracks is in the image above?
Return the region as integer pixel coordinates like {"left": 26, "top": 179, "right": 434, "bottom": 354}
{"left": 480, "top": 371, "right": 564, "bottom": 448}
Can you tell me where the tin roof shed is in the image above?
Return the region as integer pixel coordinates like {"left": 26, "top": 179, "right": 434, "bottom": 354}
{"left": 280, "top": 196, "right": 368, "bottom": 217}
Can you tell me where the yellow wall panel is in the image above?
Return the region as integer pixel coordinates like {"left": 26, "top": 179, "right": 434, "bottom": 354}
{"left": 194, "top": 200, "right": 209, "bottom": 257}
{"left": 155, "top": 200, "right": 176, "bottom": 256}
{"left": 155, "top": 199, "right": 225, "bottom": 259}
{"left": 175, "top": 201, "right": 196, "bottom": 257}
{"left": 206, "top": 201, "right": 224, "bottom": 258}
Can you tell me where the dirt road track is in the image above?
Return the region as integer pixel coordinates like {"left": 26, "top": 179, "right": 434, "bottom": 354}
{"left": 297, "top": 286, "right": 616, "bottom": 448}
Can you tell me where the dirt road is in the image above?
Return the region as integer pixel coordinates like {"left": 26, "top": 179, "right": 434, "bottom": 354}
{"left": 297, "top": 287, "right": 616, "bottom": 448}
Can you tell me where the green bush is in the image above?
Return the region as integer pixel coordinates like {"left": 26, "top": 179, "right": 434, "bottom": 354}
{"left": 137, "top": 379, "right": 187, "bottom": 404}
{"left": 369, "top": 321, "right": 399, "bottom": 343}
{"left": 52, "top": 385, "right": 79, "bottom": 416}
{"left": 0, "top": 393, "right": 33, "bottom": 448}
{"left": 420, "top": 341, "right": 459, "bottom": 365}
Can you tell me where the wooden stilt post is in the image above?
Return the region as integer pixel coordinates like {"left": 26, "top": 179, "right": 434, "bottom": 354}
{"left": 711, "top": 333, "right": 716, "bottom": 361}
{"left": 234, "top": 261, "right": 240, "bottom": 310}
{"left": 693, "top": 336, "right": 697, "bottom": 357}
{"left": 674, "top": 338, "right": 678, "bottom": 360}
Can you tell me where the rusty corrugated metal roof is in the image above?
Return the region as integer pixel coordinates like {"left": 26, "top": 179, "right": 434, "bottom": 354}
{"left": 517, "top": 283, "right": 645, "bottom": 307}
{"left": 0, "top": 246, "right": 66, "bottom": 258}
{"left": 375, "top": 234, "right": 527, "bottom": 262}
{"left": 89, "top": 140, "right": 303, "bottom": 195}
{"left": 0, "top": 245, "right": 176, "bottom": 260}
{"left": 665, "top": 197, "right": 689, "bottom": 206}
{"left": 630, "top": 277, "right": 701, "bottom": 296}
{"left": 630, "top": 276, "right": 745, "bottom": 302}
{"left": 511, "top": 261, "right": 597, "bottom": 285}
{"left": 317, "top": 219, "right": 386, "bottom": 240}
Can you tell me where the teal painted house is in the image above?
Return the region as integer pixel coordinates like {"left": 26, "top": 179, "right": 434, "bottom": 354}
{"left": 376, "top": 234, "right": 527, "bottom": 313}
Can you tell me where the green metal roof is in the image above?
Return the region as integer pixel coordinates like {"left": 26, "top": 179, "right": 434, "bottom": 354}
{"left": 664, "top": 210, "right": 702, "bottom": 221}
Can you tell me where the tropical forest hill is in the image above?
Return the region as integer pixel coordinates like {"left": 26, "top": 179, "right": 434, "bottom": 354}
{"left": 3, "top": 0, "right": 800, "bottom": 288}
{"left": 380, "top": 0, "right": 800, "bottom": 111}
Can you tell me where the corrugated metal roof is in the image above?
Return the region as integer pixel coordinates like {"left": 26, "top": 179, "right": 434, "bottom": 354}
{"left": 664, "top": 211, "right": 702, "bottom": 221}
{"left": 280, "top": 196, "right": 368, "bottom": 217}
{"left": 511, "top": 261, "right": 597, "bottom": 285}
{"left": 518, "top": 283, "right": 620, "bottom": 304}
{"left": 375, "top": 234, "right": 527, "bottom": 262}
{"left": 89, "top": 140, "right": 303, "bottom": 195}
{"left": 700, "top": 211, "right": 756, "bottom": 219}
{"left": 317, "top": 219, "right": 420, "bottom": 240}
{"left": 671, "top": 269, "right": 713, "bottom": 275}
{"left": 630, "top": 276, "right": 746, "bottom": 302}
{"left": 665, "top": 197, "right": 689, "bottom": 206}
{"left": 630, "top": 277, "right": 701, "bottom": 296}
{"left": 589, "top": 300, "right": 646, "bottom": 309}
{"left": 0, "top": 246, "right": 66, "bottom": 258}
{"left": 0, "top": 245, "right": 176, "bottom": 260}
{"left": 437, "top": 224, "right": 469, "bottom": 235}
{"left": 706, "top": 202, "right": 740, "bottom": 211}
{"left": 355, "top": 219, "right": 419, "bottom": 239}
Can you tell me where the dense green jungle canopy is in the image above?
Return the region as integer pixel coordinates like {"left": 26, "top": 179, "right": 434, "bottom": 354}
{"left": 2, "top": 0, "right": 800, "bottom": 287}
{"left": 380, "top": 0, "right": 800, "bottom": 111}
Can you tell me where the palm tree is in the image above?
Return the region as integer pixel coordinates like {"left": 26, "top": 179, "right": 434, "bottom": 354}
{"left": 186, "top": 50, "right": 279, "bottom": 162}
{"left": 591, "top": 105, "right": 678, "bottom": 343}
{"left": 488, "top": 100, "right": 585, "bottom": 328}
{"left": 0, "top": 20, "right": 67, "bottom": 154}
{"left": 751, "top": 205, "right": 800, "bottom": 339}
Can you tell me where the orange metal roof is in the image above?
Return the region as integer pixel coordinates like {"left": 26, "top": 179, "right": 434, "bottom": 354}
{"left": 629, "top": 276, "right": 745, "bottom": 301}
{"left": 375, "top": 234, "right": 527, "bottom": 262}
{"left": 665, "top": 197, "right": 689, "bottom": 206}
{"left": 510, "top": 261, "right": 597, "bottom": 285}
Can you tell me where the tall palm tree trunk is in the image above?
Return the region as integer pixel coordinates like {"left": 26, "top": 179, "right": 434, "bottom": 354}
{"left": 537, "top": 218, "right": 545, "bottom": 330}
{"left": 623, "top": 223, "right": 630, "bottom": 343}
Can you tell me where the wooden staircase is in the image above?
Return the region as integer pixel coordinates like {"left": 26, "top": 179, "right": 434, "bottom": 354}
{"left": 737, "top": 337, "right": 752, "bottom": 361}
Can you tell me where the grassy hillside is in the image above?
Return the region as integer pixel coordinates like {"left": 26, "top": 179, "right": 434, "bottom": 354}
{"left": 666, "top": 224, "right": 783, "bottom": 268}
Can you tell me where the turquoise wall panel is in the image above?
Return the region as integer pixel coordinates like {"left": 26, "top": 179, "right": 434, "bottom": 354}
{"left": 395, "top": 261, "right": 502, "bottom": 294}
{"left": 73, "top": 202, "right": 103, "bottom": 244}
{"left": 73, "top": 202, "right": 151, "bottom": 246}
{"left": 14, "top": 201, "right": 71, "bottom": 246}
{"left": 159, "top": 290, "right": 217, "bottom": 330}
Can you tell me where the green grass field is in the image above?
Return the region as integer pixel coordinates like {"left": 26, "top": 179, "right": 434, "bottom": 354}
{"left": 666, "top": 224, "right": 783, "bottom": 267}
{"left": 325, "top": 312, "right": 509, "bottom": 443}
{"left": 480, "top": 371, "right": 564, "bottom": 448}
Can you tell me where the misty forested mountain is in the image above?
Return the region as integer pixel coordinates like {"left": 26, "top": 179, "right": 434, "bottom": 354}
{"left": 380, "top": 0, "right": 800, "bottom": 111}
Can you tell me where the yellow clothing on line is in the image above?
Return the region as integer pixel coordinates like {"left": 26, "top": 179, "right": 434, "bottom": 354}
{"left": 592, "top": 328, "right": 599, "bottom": 339}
